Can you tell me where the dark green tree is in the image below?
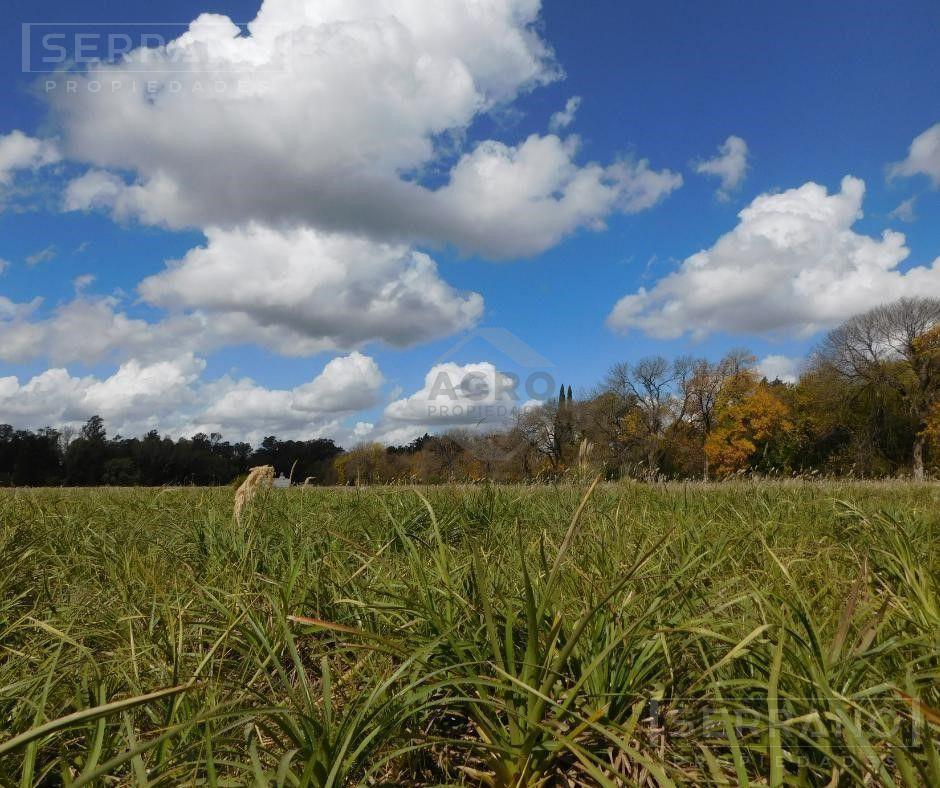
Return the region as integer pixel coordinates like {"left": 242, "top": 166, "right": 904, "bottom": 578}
{"left": 81, "top": 415, "right": 107, "bottom": 442}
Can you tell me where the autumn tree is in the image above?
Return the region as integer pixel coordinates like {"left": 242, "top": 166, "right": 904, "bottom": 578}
{"left": 334, "top": 443, "right": 387, "bottom": 485}
{"left": 784, "top": 365, "right": 914, "bottom": 475}
{"left": 705, "top": 371, "right": 793, "bottom": 477}
{"left": 577, "top": 389, "right": 636, "bottom": 476}
{"left": 605, "top": 356, "right": 689, "bottom": 477}
{"left": 817, "top": 297, "right": 940, "bottom": 479}
{"left": 925, "top": 399, "right": 940, "bottom": 458}
{"left": 516, "top": 401, "right": 567, "bottom": 469}
{"left": 680, "top": 350, "right": 755, "bottom": 478}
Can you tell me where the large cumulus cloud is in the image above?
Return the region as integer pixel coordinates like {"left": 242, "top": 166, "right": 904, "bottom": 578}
{"left": 53, "top": 0, "right": 679, "bottom": 258}
{"left": 608, "top": 176, "right": 940, "bottom": 339}
{"left": 0, "top": 351, "right": 383, "bottom": 445}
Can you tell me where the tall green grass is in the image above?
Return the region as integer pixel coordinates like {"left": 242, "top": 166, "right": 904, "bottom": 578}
{"left": 1, "top": 481, "right": 937, "bottom": 785}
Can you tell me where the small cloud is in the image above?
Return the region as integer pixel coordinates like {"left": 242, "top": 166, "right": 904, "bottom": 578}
{"left": 757, "top": 354, "right": 801, "bottom": 384}
{"left": 73, "top": 273, "right": 95, "bottom": 292}
{"left": 888, "top": 196, "right": 917, "bottom": 223}
{"left": 549, "top": 96, "right": 581, "bottom": 133}
{"left": 26, "top": 245, "right": 57, "bottom": 266}
{"left": 694, "top": 135, "right": 750, "bottom": 201}
{"left": 0, "top": 258, "right": 9, "bottom": 275}
{"left": 0, "top": 131, "right": 60, "bottom": 187}
{"left": 488, "top": 104, "right": 526, "bottom": 130}
{"left": 888, "top": 122, "right": 940, "bottom": 186}
{"left": 75, "top": 241, "right": 91, "bottom": 253}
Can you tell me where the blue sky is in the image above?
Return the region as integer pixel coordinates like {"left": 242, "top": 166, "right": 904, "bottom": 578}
{"left": 0, "top": 0, "right": 938, "bottom": 444}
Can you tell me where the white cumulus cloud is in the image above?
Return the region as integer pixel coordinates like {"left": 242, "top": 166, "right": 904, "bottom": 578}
{"left": 608, "top": 176, "right": 940, "bottom": 339}
{"left": 0, "top": 351, "right": 383, "bottom": 445}
{"left": 0, "top": 355, "right": 204, "bottom": 434}
{"left": 196, "top": 352, "right": 384, "bottom": 442}
{"left": 0, "top": 223, "right": 484, "bottom": 365}
{"left": 0, "top": 296, "right": 198, "bottom": 365}
{"left": 51, "top": 0, "right": 678, "bottom": 258}
{"left": 138, "top": 224, "right": 484, "bottom": 350}
{"left": 421, "top": 135, "right": 682, "bottom": 257}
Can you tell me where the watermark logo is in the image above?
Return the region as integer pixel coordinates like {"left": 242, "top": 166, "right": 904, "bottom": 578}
{"left": 430, "top": 326, "right": 556, "bottom": 422}
{"left": 414, "top": 327, "right": 558, "bottom": 465}
{"left": 23, "top": 22, "right": 289, "bottom": 95}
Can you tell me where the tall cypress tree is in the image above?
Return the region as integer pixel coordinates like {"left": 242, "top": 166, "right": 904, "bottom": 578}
{"left": 559, "top": 384, "right": 566, "bottom": 409}
{"left": 567, "top": 385, "right": 573, "bottom": 405}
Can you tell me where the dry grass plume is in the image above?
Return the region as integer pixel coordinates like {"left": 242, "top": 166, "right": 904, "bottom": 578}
{"left": 234, "top": 465, "right": 274, "bottom": 524}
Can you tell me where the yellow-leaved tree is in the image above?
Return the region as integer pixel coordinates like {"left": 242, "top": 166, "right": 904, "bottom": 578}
{"left": 705, "top": 371, "right": 793, "bottom": 477}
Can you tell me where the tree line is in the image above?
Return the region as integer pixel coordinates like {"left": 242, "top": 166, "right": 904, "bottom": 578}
{"left": 338, "top": 297, "right": 940, "bottom": 483}
{"left": 2, "top": 297, "right": 938, "bottom": 486}
{"left": 0, "top": 417, "right": 342, "bottom": 487}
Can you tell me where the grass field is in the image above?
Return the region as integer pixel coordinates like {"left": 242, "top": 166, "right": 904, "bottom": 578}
{"left": 1, "top": 481, "right": 938, "bottom": 786}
